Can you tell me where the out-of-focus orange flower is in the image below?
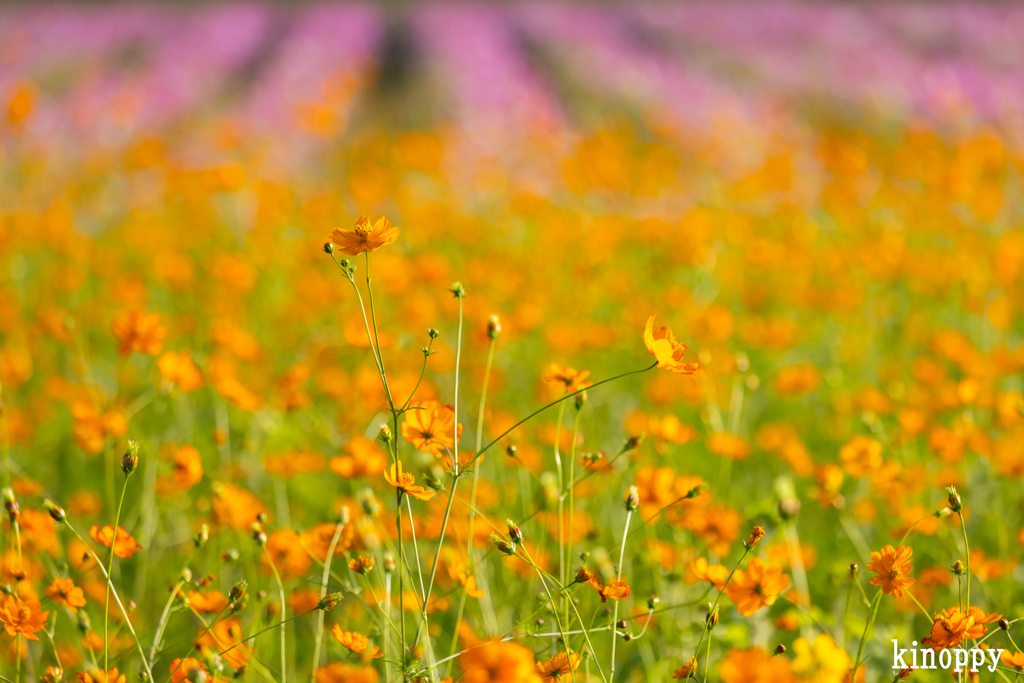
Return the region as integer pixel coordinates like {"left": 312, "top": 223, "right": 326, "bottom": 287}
{"left": 866, "top": 544, "right": 915, "bottom": 597}
{"left": 169, "top": 658, "right": 208, "bottom": 683}
{"left": 71, "top": 402, "right": 128, "bottom": 455}
{"left": 88, "top": 525, "right": 143, "bottom": 559}
{"left": 706, "top": 432, "right": 751, "bottom": 460}
{"left": 402, "top": 398, "right": 464, "bottom": 458}
{"left": 689, "top": 557, "right": 728, "bottom": 590}
{"left": 536, "top": 651, "right": 580, "bottom": 680}
{"left": 161, "top": 444, "right": 203, "bottom": 493}
{"left": 187, "top": 591, "right": 228, "bottom": 613}
{"left": 383, "top": 460, "right": 436, "bottom": 501}
{"left": 263, "top": 450, "right": 325, "bottom": 479}
{"left": 332, "top": 626, "right": 383, "bottom": 659}
{"left": 7, "top": 82, "right": 35, "bottom": 127}
{"left": 725, "top": 558, "right": 789, "bottom": 616}
{"left": 672, "top": 658, "right": 697, "bottom": 679}
{"left": 212, "top": 482, "right": 265, "bottom": 530}
{"left": 922, "top": 606, "right": 1001, "bottom": 649}
{"left": 719, "top": 647, "right": 793, "bottom": 682}
{"left": 349, "top": 555, "right": 375, "bottom": 574}
{"left": 329, "top": 216, "right": 399, "bottom": 256}
{"left": 112, "top": 309, "right": 167, "bottom": 356}
{"left": 330, "top": 436, "right": 388, "bottom": 478}
{"left": 1002, "top": 650, "right": 1024, "bottom": 672}
{"left": 541, "top": 364, "right": 591, "bottom": 393}
{"left": 839, "top": 435, "right": 882, "bottom": 478}
{"left": 76, "top": 669, "right": 126, "bottom": 683}
{"left": 314, "top": 663, "right": 379, "bottom": 683}
{"left": 773, "top": 363, "right": 821, "bottom": 397}
{"left": 196, "top": 616, "right": 250, "bottom": 667}
{"left": 459, "top": 640, "right": 542, "bottom": 683}
{"left": 0, "top": 594, "right": 48, "bottom": 640}
{"left": 588, "top": 576, "right": 631, "bottom": 603}
{"left": 644, "top": 315, "right": 699, "bottom": 375}
{"left": 45, "top": 578, "right": 86, "bottom": 612}
{"left": 263, "top": 528, "right": 313, "bottom": 578}
{"left": 157, "top": 351, "right": 204, "bottom": 392}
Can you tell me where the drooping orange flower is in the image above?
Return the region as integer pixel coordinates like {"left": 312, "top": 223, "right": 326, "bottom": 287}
{"left": 588, "top": 576, "right": 632, "bottom": 603}
{"left": 157, "top": 351, "right": 204, "bottom": 392}
{"left": 402, "top": 398, "right": 464, "bottom": 458}
{"left": 169, "top": 658, "right": 208, "bottom": 683}
{"left": 672, "top": 657, "right": 697, "bottom": 679}
{"left": 644, "top": 315, "right": 699, "bottom": 375}
{"left": 541, "top": 364, "right": 592, "bottom": 394}
{"left": 383, "top": 460, "right": 436, "bottom": 501}
{"left": 536, "top": 651, "right": 581, "bottom": 680}
{"left": 459, "top": 639, "right": 542, "bottom": 683}
{"left": 0, "top": 594, "right": 49, "bottom": 640}
{"left": 329, "top": 216, "right": 399, "bottom": 256}
{"left": 45, "top": 577, "right": 86, "bottom": 612}
{"left": 724, "top": 558, "right": 790, "bottom": 616}
{"left": 112, "top": 309, "right": 167, "bottom": 356}
{"left": 866, "top": 544, "right": 915, "bottom": 598}
{"left": 921, "top": 606, "right": 1002, "bottom": 650}
{"left": 689, "top": 557, "right": 729, "bottom": 591}
{"left": 88, "top": 525, "right": 143, "bottom": 559}
{"left": 76, "top": 669, "right": 126, "bottom": 683}
{"left": 332, "top": 626, "right": 384, "bottom": 659}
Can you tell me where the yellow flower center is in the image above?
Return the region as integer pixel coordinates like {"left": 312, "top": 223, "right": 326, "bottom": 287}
{"left": 354, "top": 225, "right": 370, "bottom": 237}
{"left": 15, "top": 603, "right": 30, "bottom": 622}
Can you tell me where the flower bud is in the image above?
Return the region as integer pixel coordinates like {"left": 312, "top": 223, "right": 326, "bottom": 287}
{"left": 1000, "top": 618, "right": 1010, "bottom": 630}
{"left": 685, "top": 484, "right": 708, "bottom": 500}
{"left": 625, "top": 434, "right": 645, "bottom": 451}
{"left": 3, "top": 491, "right": 18, "bottom": 524}
{"left": 194, "top": 524, "right": 210, "bottom": 548}
{"left": 323, "top": 243, "right": 334, "bottom": 254}
{"left": 946, "top": 486, "right": 962, "bottom": 512}
{"left": 487, "top": 315, "right": 501, "bottom": 340}
{"left": 951, "top": 560, "right": 965, "bottom": 575}
{"left": 706, "top": 604, "right": 719, "bottom": 628}
{"left": 506, "top": 445, "right": 517, "bottom": 458}
{"left": 378, "top": 424, "right": 393, "bottom": 444}
{"left": 256, "top": 512, "right": 268, "bottom": 524}
{"left": 222, "top": 548, "right": 240, "bottom": 563}
{"left": 230, "top": 580, "right": 248, "bottom": 601}
{"left": 348, "top": 555, "right": 375, "bottom": 575}
{"left": 251, "top": 524, "right": 267, "bottom": 546}
{"left": 491, "top": 534, "right": 516, "bottom": 556}
{"left": 506, "top": 519, "right": 523, "bottom": 544}
{"left": 361, "top": 494, "right": 380, "bottom": 517}
{"left": 428, "top": 328, "right": 440, "bottom": 339}
{"left": 77, "top": 611, "right": 92, "bottom": 632}
{"left": 43, "top": 499, "right": 66, "bottom": 522}
{"left": 575, "top": 567, "right": 595, "bottom": 584}
{"left": 336, "top": 506, "right": 351, "bottom": 525}
{"left": 317, "top": 592, "right": 343, "bottom": 611}
{"left": 449, "top": 282, "right": 466, "bottom": 298}
{"left": 575, "top": 391, "right": 587, "bottom": 410}
{"left": 849, "top": 563, "right": 858, "bottom": 576}
{"left": 180, "top": 568, "right": 193, "bottom": 583}
{"left": 647, "top": 595, "right": 660, "bottom": 610}
{"left": 624, "top": 486, "right": 640, "bottom": 511}
{"left": 122, "top": 440, "right": 140, "bottom": 474}
{"left": 897, "top": 669, "right": 912, "bottom": 679}
{"left": 773, "top": 644, "right": 787, "bottom": 655}
{"left": 744, "top": 526, "right": 765, "bottom": 550}
{"left": 777, "top": 497, "right": 801, "bottom": 520}
{"left": 383, "top": 552, "right": 396, "bottom": 574}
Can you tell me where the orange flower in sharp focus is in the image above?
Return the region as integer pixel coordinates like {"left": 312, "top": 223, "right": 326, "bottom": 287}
{"left": 169, "top": 658, "right": 209, "bottom": 683}
{"left": 459, "top": 639, "right": 543, "bottom": 683}
{"left": 1002, "top": 650, "right": 1024, "bottom": 672}
{"left": 866, "top": 544, "right": 915, "bottom": 598}
{"left": 644, "top": 315, "right": 699, "bottom": 375}
{"left": 157, "top": 351, "right": 204, "bottom": 392}
{"left": 922, "top": 606, "right": 1001, "bottom": 649}
{"left": 0, "top": 594, "right": 49, "bottom": 640}
{"left": 537, "top": 651, "right": 581, "bottom": 680}
{"left": 383, "top": 461, "right": 436, "bottom": 501}
{"left": 45, "top": 577, "right": 86, "bottom": 612}
{"left": 88, "top": 525, "right": 143, "bottom": 559}
{"left": 402, "top": 398, "right": 464, "bottom": 458}
{"left": 329, "top": 216, "right": 399, "bottom": 256}
{"left": 112, "top": 309, "right": 167, "bottom": 356}
{"left": 587, "top": 575, "right": 632, "bottom": 603}
{"left": 724, "top": 558, "right": 790, "bottom": 617}
{"left": 76, "top": 670, "right": 127, "bottom": 683}
{"left": 331, "top": 626, "right": 384, "bottom": 659}
{"left": 542, "top": 364, "right": 592, "bottom": 394}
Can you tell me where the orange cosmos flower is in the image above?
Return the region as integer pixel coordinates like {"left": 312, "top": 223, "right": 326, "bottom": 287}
{"left": 541, "top": 364, "right": 592, "bottom": 393}
{"left": 169, "top": 658, "right": 208, "bottom": 683}
{"left": 88, "top": 525, "right": 143, "bottom": 559}
{"left": 329, "top": 216, "right": 399, "bottom": 256}
{"left": 112, "top": 309, "right": 167, "bottom": 356}
{"left": 332, "top": 626, "right": 384, "bottom": 658}
{"left": 689, "top": 557, "right": 729, "bottom": 591}
{"left": 839, "top": 435, "right": 883, "bottom": 478}
{"left": 459, "top": 640, "right": 542, "bottom": 683}
{"left": 383, "top": 460, "right": 436, "bottom": 501}
{"left": 536, "top": 651, "right": 581, "bottom": 680}
{"left": 157, "top": 351, "right": 204, "bottom": 392}
{"left": 402, "top": 398, "right": 464, "bottom": 458}
{"left": 724, "top": 558, "right": 790, "bottom": 616}
{"left": 349, "top": 555, "right": 375, "bottom": 575}
{"left": 0, "top": 594, "right": 49, "bottom": 640}
{"left": 76, "top": 670, "right": 126, "bottom": 683}
{"left": 1002, "top": 650, "right": 1024, "bottom": 672}
{"left": 45, "top": 577, "right": 86, "bottom": 612}
{"left": 314, "top": 663, "right": 380, "bottom": 683}
{"left": 866, "top": 544, "right": 915, "bottom": 598}
{"left": 588, "top": 575, "right": 632, "bottom": 603}
{"left": 187, "top": 591, "right": 229, "bottom": 613}
{"left": 672, "top": 658, "right": 697, "bottom": 679}
{"left": 644, "top": 315, "right": 699, "bottom": 375}
{"left": 921, "top": 606, "right": 1001, "bottom": 649}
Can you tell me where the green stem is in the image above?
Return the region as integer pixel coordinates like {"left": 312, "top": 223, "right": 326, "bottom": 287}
{"left": 312, "top": 522, "right": 344, "bottom": 672}
{"left": 959, "top": 511, "right": 971, "bottom": 608}
{"left": 104, "top": 474, "right": 130, "bottom": 673}
{"left": 609, "top": 509, "right": 632, "bottom": 679}
{"left": 566, "top": 408, "right": 581, "bottom": 629}
{"left": 262, "top": 545, "right": 288, "bottom": 683}
{"left": 852, "top": 590, "right": 882, "bottom": 674}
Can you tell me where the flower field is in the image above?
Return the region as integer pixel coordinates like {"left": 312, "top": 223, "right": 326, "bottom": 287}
{"left": 3, "top": 3, "right": 1024, "bottom": 682}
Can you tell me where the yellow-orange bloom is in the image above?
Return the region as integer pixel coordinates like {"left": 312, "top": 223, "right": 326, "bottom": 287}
{"left": 588, "top": 576, "right": 632, "bottom": 603}
{"left": 402, "top": 398, "right": 464, "bottom": 458}
{"left": 459, "top": 639, "right": 542, "bottom": 683}
{"left": 89, "top": 525, "right": 143, "bottom": 559}
{"left": 724, "top": 558, "right": 790, "bottom": 616}
{"left": 76, "top": 670, "right": 126, "bottom": 683}
{"left": 157, "top": 351, "right": 204, "bottom": 392}
{"left": 536, "top": 651, "right": 581, "bottom": 680}
{"left": 1002, "top": 650, "right": 1024, "bottom": 672}
{"left": 0, "top": 594, "right": 49, "bottom": 641}
{"left": 383, "top": 461, "right": 436, "bottom": 501}
{"left": 349, "top": 555, "right": 375, "bottom": 574}
{"left": 839, "top": 435, "right": 883, "bottom": 478}
{"left": 922, "top": 606, "right": 1001, "bottom": 650}
{"left": 672, "top": 658, "right": 697, "bottom": 679}
{"left": 112, "top": 309, "right": 167, "bottom": 356}
{"left": 331, "top": 626, "right": 384, "bottom": 659}
{"left": 169, "top": 658, "right": 208, "bottom": 683}
{"left": 689, "top": 557, "right": 728, "bottom": 591}
{"left": 866, "top": 544, "right": 915, "bottom": 598}
{"left": 329, "top": 216, "right": 399, "bottom": 256}
{"left": 644, "top": 315, "right": 699, "bottom": 374}
{"left": 314, "top": 663, "right": 379, "bottom": 683}
{"left": 45, "top": 577, "right": 86, "bottom": 612}
{"left": 541, "top": 364, "right": 592, "bottom": 393}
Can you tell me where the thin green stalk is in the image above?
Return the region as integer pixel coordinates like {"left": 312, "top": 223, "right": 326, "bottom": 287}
{"left": 852, "top": 590, "right": 882, "bottom": 674}
{"left": 262, "top": 545, "right": 288, "bottom": 683}
{"left": 959, "top": 511, "right": 971, "bottom": 608}
{"left": 684, "top": 547, "right": 752, "bottom": 680}
{"left": 103, "top": 474, "right": 130, "bottom": 673}
{"left": 553, "top": 400, "right": 566, "bottom": 617}
{"left": 565, "top": 408, "right": 580, "bottom": 629}
{"left": 609, "top": 509, "right": 632, "bottom": 679}
{"left": 149, "top": 548, "right": 199, "bottom": 662}
{"left": 312, "top": 522, "right": 344, "bottom": 673}
{"left": 520, "top": 547, "right": 575, "bottom": 683}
